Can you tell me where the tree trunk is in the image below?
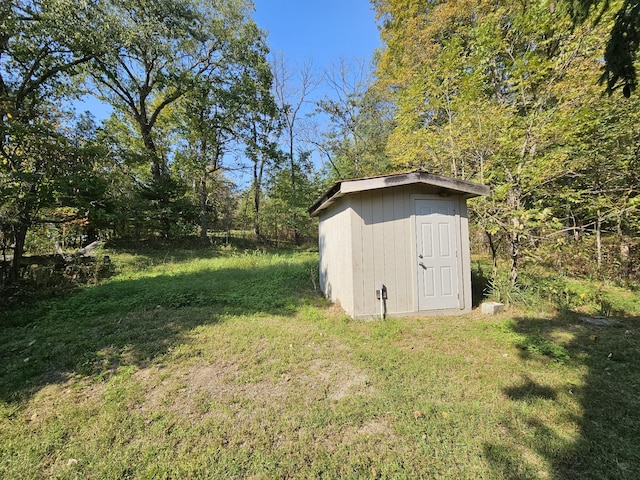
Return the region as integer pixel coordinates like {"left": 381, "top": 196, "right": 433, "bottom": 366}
{"left": 617, "top": 213, "right": 630, "bottom": 279}
{"left": 509, "top": 226, "right": 519, "bottom": 286}
{"left": 140, "top": 125, "right": 162, "bottom": 184}
{"left": 596, "top": 210, "right": 602, "bottom": 271}
{"left": 506, "top": 181, "right": 522, "bottom": 286}
{"left": 620, "top": 236, "right": 630, "bottom": 279}
{"left": 253, "top": 159, "right": 262, "bottom": 239}
{"left": 10, "top": 220, "right": 29, "bottom": 283}
{"left": 86, "top": 223, "right": 98, "bottom": 244}
{"left": 486, "top": 231, "right": 498, "bottom": 278}
{"left": 289, "top": 139, "right": 301, "bottom": 246}
{"left": 140, "top": 121, "right": 172, "bottom": 238}
{"left": 199, "top": 174, "right": 208, "bottom": 239}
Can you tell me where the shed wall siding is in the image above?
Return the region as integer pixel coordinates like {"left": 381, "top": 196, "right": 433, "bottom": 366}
{"left": 459, "top": 200, "right": 472, "bottom": 312}
{"left": 350, "top": 194, "right": 365, "bottom": 316}
{"left": 318, "top": 183, "right": 475, "bottom": 319}
{"left": 351, "top": 186, "right": 415, "bottom": 317}
{"left": 318, "top": 197, "right": 355, "bottom": 316}
{"left": 349, "top": 185, "right": 472, "bottom": 318}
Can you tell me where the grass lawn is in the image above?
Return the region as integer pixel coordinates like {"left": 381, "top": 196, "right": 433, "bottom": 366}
{"left": 1, "top": 249, "right": 639, "bottom": 479}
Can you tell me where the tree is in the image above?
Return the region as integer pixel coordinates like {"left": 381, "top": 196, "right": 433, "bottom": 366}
{"left": 86, "top": 0, "right": 260, "bottom": 236}
{"left": 373, "top": 0, "right": 638, "bottom": 283}
{"left": 315, "top": 57, "right": 393, "bottom": 179}
{"left": 1, "top": 0, "right": 103, "bottom": 282}
{"left": 563, "top": 0, "right": 640, "bottom": 96}
{"left": 545, "top": 84, "right": 640, "bottom": 275}
{"left": 237, "top": 47, "right": 281, "bottom": 240}
{"left": 167, "top": 14, "right": 277, "bottom": 240}
{"left": 271, "top": 54, "right": 319, "bottom": 245}
{"left": 262, "top": 151, "right": 317, "bottom": 245}
{"left": 172, "top": 81, "right": 239, "bottom": 239}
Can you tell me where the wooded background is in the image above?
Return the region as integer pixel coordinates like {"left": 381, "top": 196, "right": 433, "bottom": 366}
{"left": 2, "top": 0, "right": 639, "bottom": 290}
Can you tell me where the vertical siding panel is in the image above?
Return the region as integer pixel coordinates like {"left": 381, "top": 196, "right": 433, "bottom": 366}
{"left": 360, "top": 190, "right": 375, "bottom": 315}
{"left": 350, "top": 193, "right": 364, "bottom": 317}
{"left": 453, "top": 197, "right": 464, "bottom": 310}
{"left": 393, "top": 187, "right": 409, "bottom": 312}
{"left": 371, "top": 190, "right": 385, "bottom": 316}
{"left": 382, "top": 189, "right": 397, "bottom": 313}
{"left": 459, "top": 197, "right": 472, "bottom": 311}
{"left": 318, "top": 198, "right": 355, "bottom": 316}
{"left": 318, "top": 211, "right": 328, "bottom": 296}
{"left": 342, "top": 198, "right": 354, "bottom": 315}
{"left": 405, "top": 186, "right": 417, "bottom": 312}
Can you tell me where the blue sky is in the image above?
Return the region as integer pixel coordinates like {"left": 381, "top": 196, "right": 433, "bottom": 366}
{"left": 252, "top": 0, "right": 380, "bottom": 67}
{"left": 81, "top": 1, "right": 380, "bottom": 122}
{"left": 77, "top": 1, "right": 381, "bottom": 183}
{"left": 249, "top": 1, "right": 381, "bottom": 178}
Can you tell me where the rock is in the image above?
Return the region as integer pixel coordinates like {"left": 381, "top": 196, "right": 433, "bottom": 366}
{"left": 481, "top": 302, "right": 505, "bottom": 315}
{"left": 579, "top": 316, "right": 618, "bottom": 327}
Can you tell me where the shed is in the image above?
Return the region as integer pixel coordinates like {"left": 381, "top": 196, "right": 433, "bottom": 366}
{"left": 308, "top": 171, "right": 490, "bottom": 319}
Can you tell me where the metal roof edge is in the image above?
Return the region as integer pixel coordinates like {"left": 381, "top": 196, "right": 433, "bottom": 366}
{"left": 308, "top": 171, "right": 490, "bottom": 217}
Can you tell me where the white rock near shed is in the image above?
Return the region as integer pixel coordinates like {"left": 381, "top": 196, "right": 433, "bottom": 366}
{"left": 481, "top": 302, "right": 505, "bottom": 315}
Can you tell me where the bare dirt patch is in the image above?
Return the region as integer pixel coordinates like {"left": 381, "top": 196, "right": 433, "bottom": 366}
{"left": 133, "top": 350, "right": 376, "bottom": 422}
{"left": 307, "top": 359, "right": 373, "bottom": 401}
{"left": 319, "top": 416, "right": 397, "bottom": 451}
{"left": 23, "top": 376, "right": 106, "bottom": 427}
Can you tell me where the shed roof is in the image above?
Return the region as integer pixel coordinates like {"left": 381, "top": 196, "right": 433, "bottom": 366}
{"left": 308, "top": 171, "right": 490, "bottom": 217}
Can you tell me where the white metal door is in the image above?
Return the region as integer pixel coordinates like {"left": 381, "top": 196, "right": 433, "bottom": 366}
{"left": 415, "top": 199, "right": 459, "bottom": 310}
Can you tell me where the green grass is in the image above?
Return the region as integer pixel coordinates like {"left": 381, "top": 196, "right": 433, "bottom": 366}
{"left": 1, "top": 249, "right": 639, "bottom": 479}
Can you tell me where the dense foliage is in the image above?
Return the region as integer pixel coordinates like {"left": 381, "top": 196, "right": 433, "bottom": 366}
{"left": 371, "top": 0, "right": 640, "bottom": 284}
{"left": 2, "top": 0, "right": 639, "bottom": 292}
{"left": 1, "top": 0, "right": 321, "bottom": 289}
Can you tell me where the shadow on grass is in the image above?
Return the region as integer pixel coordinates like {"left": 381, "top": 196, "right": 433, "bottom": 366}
{"left": 0, "top": 256, "right": 320, "bottom": 404}
{"left": 105, "top": 235, "right": 316, "bottom": 261}
{"left": 503, "top": 376, "right": 557, "bottom": 401}
{"left": 484, "top": 313, "right": 640, "bottom": 479}
{"left": 471, "top": 266, "right": 491, "bottom": 308}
